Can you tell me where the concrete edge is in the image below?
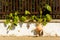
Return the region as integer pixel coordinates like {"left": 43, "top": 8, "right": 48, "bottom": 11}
{"left": 0, "top": 19, "right": 60, "bottom": 23}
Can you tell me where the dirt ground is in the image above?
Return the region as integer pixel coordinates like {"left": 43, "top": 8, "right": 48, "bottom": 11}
{"left": 0, "top": 36, "right": 60, "bottom": 40}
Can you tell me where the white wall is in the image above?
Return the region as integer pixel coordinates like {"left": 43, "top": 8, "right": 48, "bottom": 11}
{"left": 43, "top": 23, "right": 60, "bottom": 36}
{"left": 0, "top": 23, "right": 60, "bottom": 36}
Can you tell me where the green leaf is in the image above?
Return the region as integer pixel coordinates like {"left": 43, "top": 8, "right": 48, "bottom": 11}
{"left": 20, "top": 16, "right": 26, "bottom": 22}
{"left": 13, "top": 16, "right": 19, "bottom": 26}
{"left": 42, "top": 22, "right": 47, "bottom": 26}
{"left": 31, "top": 15, "right": 35, "bottom": 20}
{"left": 42, "top": 18, "right": 47, "bottom": 26}
{"left": 39, "top": 8, "right": 42, "bottom": 14}
{"left": 38, "top": 18, "right": 43, "bottom": 23}
{"left": 9, "top": 13, "right": 13, "bottom": 17}
{"left": 46, "top": 14, "right": 52, "bottom": 21}
{"left": 43, "top": 17, "right": 47, "bottom": 22}
{"left": 15, "top": 11, "right": 18, "bottom": 16}
{"left": 34, "top": 16, "right": 39, "bottom": 21}
{"left": 44, "top": 4, "right": 52, "bottom": 11}
{"left": 25, "top": 10, "right": 30, "bottom": 15}
{"left": 5, "top": 19, "right": 10, "bottom": 24}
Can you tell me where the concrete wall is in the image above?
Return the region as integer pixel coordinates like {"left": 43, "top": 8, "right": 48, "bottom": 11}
{"left": 43, "top": 23, "right": 60, "bottom": 36}
{"left": 0, "top": 22, "right": 60, "bottom": 36}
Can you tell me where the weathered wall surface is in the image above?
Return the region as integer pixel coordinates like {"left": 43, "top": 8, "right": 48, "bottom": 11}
{"left": 0, "top": 23, "right": 60, "bottom": 36}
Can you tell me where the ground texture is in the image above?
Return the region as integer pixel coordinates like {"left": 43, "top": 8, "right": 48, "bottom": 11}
{"left": 0, "top": 36, "right": 60, "bottom": 40}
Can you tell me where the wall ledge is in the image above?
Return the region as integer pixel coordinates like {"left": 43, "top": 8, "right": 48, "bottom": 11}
{"left": 0, "top": 19, "right": 60, "bottom": 23}
{"left": 50, "top": 19, "right": 60, "bottom": 23}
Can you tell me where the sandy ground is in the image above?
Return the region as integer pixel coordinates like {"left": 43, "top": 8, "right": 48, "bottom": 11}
{"left": 0, "top": 36, "right": 60, "bottom": 40}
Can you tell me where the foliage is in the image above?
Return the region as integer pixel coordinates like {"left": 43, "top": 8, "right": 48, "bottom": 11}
{"left": 36, "top": 14, "right": 52, "bottom": 26}
{"left": 37, "top": 4, "right": 52, "bottom": 26}
{"left": 5, "top": 11, "right": 19, "bottom": 30}
{"left": 44, "top": 4, "right": 52, "bottom": 11}
{"left": 20, "top": 10, "right": 30, "bottom": 22}
{"left": 30, "top": 4, "right": 52, "bottom": 26}
{"left": 5, "top": 4, "right": 52, "bottom": 30}
{"left": 20, "top": 16, "right": 27, "bottom": 22}
{"left": 29, "top": 15, "right": 36, "bottom": 22}
{"left": 25, "top": 10, "right": 30, "bottom": 15}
